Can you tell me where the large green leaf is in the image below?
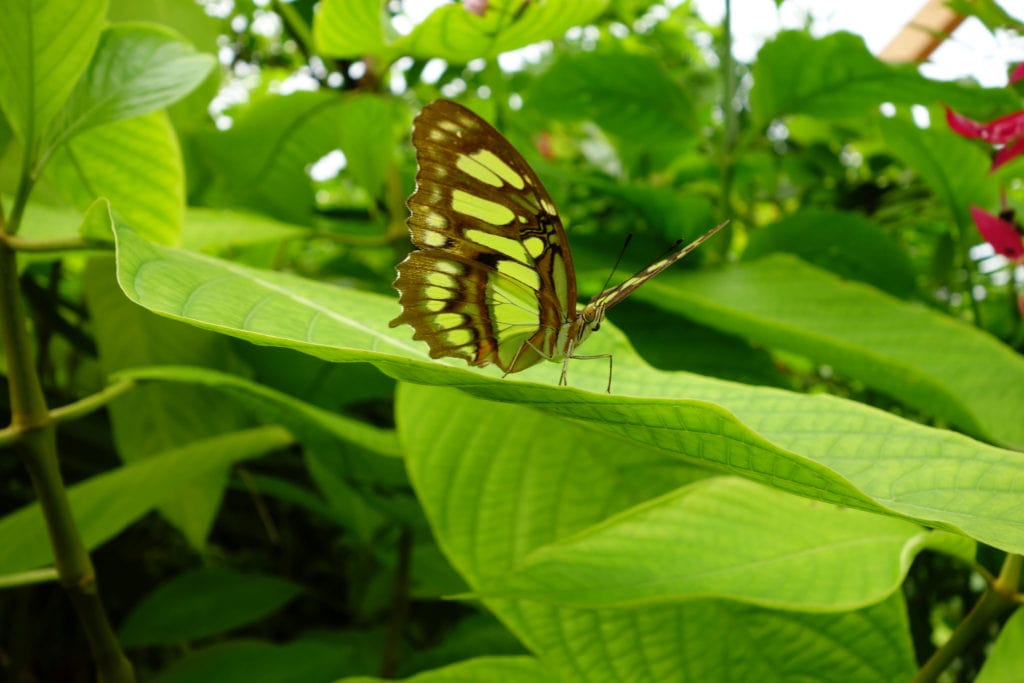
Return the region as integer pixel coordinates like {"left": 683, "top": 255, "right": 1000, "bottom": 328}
{"left": 154, "top": 636, "right": 373, "bottom": 683}
{"left": 479, "top": 478, "right": 971, "bottom": 610}
{"left": 112, "top": 226, "right": 1024, "bottom": 554}
{"left": 199, "top": 91, "right": 341, "bottom": 223}
{"left": 0, "top": 0, "right": 106, "bottom": 149}
{"left": 0, "top": 426, "right": 291, "bottom": 575}
{"left": 654, "top": 254, "right": 1024, "bottom": 448}
{"left": 395, "top": 0, "right": 609, "bottom": 63}
{"left": 47, "top": 111, "right": 184, "bottom": 244}
{"left": 743, "top": 209, "right": 917, "bottom": 298}
{"left": 397, "top": 384, "right": 918, "bottom": 682}
{"left": 313, "top": 0, "right": 394, "bottom": 61}
{"left": 527, "top": 51, "right": 697, "bottom": 147}
{"left": 115, "top": 365, "right": 400, "bottom": 458}
{"left": 338, "top": 656, "right": 560, "bottom": 683}
{"left": 119, "top": 568, "right": 302, "bottom": 646}
{"left": 976, "top": 608, "right": 1024, "bottom": 683}
{"left": 750, "top": 31, "right": 1017, "bottom": 126}
{"left": 52, "top": 23, "right": 215, "bottom": 147}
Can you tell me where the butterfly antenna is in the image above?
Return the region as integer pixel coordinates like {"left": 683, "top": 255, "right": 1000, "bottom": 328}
{"left": 599, "top": 233, "right": 634, "bottom": 293}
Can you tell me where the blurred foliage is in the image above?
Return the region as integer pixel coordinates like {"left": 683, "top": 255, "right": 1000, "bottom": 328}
{"left": 2, "top": 0, "right": 1024, "bottom": 682}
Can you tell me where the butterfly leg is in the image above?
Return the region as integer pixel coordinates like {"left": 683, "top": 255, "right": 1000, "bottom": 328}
{"left": 569, "top": 352, "right": 614, "bottom": 393}
{"left": 503, "top": 338, "right": 551, "bottom": 379}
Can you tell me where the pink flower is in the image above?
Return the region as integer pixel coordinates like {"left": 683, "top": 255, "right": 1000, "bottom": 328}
{"left": 993, "top": 138, "right": 1024, "bottom": 171}
{"left": 464, "top": 0, "right": 488, "bottom": 16}
{"left": 970, "top": 206, "right": 1024, "bottom": 261}
{"left": 1011, "top": 63, "right": 1024, "bottom": 85}
{"left": 946, "top": 107, "right": 1024, "bottom": 171}
{"left": 945, "top": 107, "right": 1024, "bottom": 144}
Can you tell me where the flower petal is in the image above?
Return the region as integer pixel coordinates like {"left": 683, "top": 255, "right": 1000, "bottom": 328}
{"left": 992, "top": 138, "right": 1024, "bottom": 171}
{"left": 971, "top": 206, "right": 1024, "bottom": 259}
{"left": 1011, "top": 63, "right": 1024, "bottom": 85}
{"left": 946, "top": 107, "right": 1024, "bottom": 143}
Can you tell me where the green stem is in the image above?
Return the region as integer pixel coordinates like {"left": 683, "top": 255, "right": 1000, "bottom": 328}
{"left": 0, "top": 241, "right": 135, "bottom": 682}
{"left": 718, "top": 0, "right": 738, "bottom": 227}
{"left": 913, "top": 554, "right": 1021, "bottom": 682}
{"left": 1, "top": 233, "right": 110, "bottom": 252}
{"left": 274, "top": 0, "right": 314, "bottom": 57}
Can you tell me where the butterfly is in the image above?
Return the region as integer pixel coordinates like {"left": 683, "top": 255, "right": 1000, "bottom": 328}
{"left": 390, "top": 99, "right": 726, "bottom": 391}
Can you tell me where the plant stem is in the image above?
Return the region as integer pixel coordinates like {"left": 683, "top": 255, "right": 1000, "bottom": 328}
{"left": 718, "top": 0, "right": 738, "bottom": 229}
{"left": 913, "top": 553, "right": 1021, "bottom": 682}
{"left": 0, "top": 241, "right": 135, "bottom": 680}
{"left": 0, "top": 233, "right": 110, "bottom": 252}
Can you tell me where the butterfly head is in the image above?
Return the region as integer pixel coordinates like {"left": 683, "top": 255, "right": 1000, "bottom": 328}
{"left": 567, "top": 300, "right": 607, "bottom": 350}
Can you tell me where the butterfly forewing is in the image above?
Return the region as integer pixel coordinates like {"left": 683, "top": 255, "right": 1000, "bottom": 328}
{"left": 391, "top": 100, "right": 576, "bottom": 372}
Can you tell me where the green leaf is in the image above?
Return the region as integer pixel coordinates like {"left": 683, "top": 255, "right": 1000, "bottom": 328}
{"left": 200, "top": 91, "right": 340, "bottom": 224}
{"left": 313, "top": 0, "right": 394, "bottom": 61}
{"left": 47, "top": 111, "right": 184, "bottom": 244}
{"left": 52, "top": 23, "right": 215, "bottom": 146}
{"left": 481, "top": 477, "right": 971, "bottom": 610}
{"left": 119, "top": 568, "right": 302, "bottom": 646}
{"left": 181, "top": 208, "right": 309, "bottom": 253}
{"left": 750, "top": 31, "right": 1017, "bottom": 126}
{"left": 744, "top": 209, "right": 917, "bottom": 297}
{"left": 393, "top": 0, "right": 609, "bottom": 63}
{"left": 0, "top": 426, "right": 292, "bottom": 574}
{"left": 78, "top": 196, "right": 115, "bottom": 242}
{"left": 398, "top": 384, "right": 918, "bottom": 681}
{"left": 338, "top": 656, "right": 559, "bottom": 683}
{"left": 114, "top": 365, "right": 400, "bottom": 458}
{"left": 581, "top": 183, "right": 713, "bottom": 243}
{"left": 879, "top": 116, "right": 998, "bottom": 230}
{"left": 976, "top": 608, "right": 1024, "bottom": 683}
{"left": 528, "top": 51, "right": 697, "bottom": 146}
{"left": 154, "top": 637, "right": 373, "bottom": 683}
{"left": 111, "top": 364, "right": 406, "bottom": 542}
{"left": 107, "top": 0, "right": 222, "bottom": 131}
{"left": 83, "top": 258, "right": 252, "bottom": 548}
{"left": 336, "top": 94, "right": 402, "bottom": 198}
{"left": 0, "top": 0, "right": 106, "bottom": 148}
{"left": 658, "top": 254, "right": 1024, "bottom": 448}
{"left": 112, "top": 226, "right": 1024, "bottom": 555}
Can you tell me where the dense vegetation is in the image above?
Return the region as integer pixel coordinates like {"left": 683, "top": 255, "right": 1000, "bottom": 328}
{"left": 1, "top": 1, "right": 1023, "bottom": 681}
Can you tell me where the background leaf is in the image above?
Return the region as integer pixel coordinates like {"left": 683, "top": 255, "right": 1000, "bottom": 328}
{"left": 47, "top": 112, "right": 185, "bottom": 244}
{"left": 53, "top": 23, "right": 215, "bottom": 145}
{"left": 119, "top": 568, "right": 302, "bottom": 646}
{"left": 0, "top": 427, "right": 291, "bottom": 574}
{"left": 750, "top": 31, "right": 1017, "bottom": 126}
{"left": 0, "top": 0, "right": 106, "bottom": 148}
{"left": 398, "top": 384, "right": 919, "bottom": 683}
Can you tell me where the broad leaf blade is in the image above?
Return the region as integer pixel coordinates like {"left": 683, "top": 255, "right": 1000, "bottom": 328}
{"left": 0, "top": 0, "right": 106, "bottom": 148}
{"left": 337, "top": 656, "right": 560, "bottom": 683}
{"left": 656, "top": 254, "right": 1024, "bottom": 448}
{"left": 482, "top": 478, "right": 972, "bottom": 610}
{"left": 119, "top": 568, "right": 302, "bottom": 646}
{"left": 0, "top": 426, "right": 291, "bottom": 574}
{"left": 751, "top": 31, "right": 1017, "bottom": 126}
{"left": 113, "top": 226, "right": 1024, "bottom": 555}
{"left": 48, "top": 112, "right": 185, "bottom": 244}
{"left": 54, "top": 23, "right": 215, "bottom": 145}
{"left": 394, "top": 0, "right": 608, "bottom": 63}
{"left": 398, "top": 384, "right": 918, "bottom": 682}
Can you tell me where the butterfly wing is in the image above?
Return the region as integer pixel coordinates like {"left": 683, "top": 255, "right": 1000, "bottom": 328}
{"left": 390, "top": 100, "right": 577, "bottom": 373}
